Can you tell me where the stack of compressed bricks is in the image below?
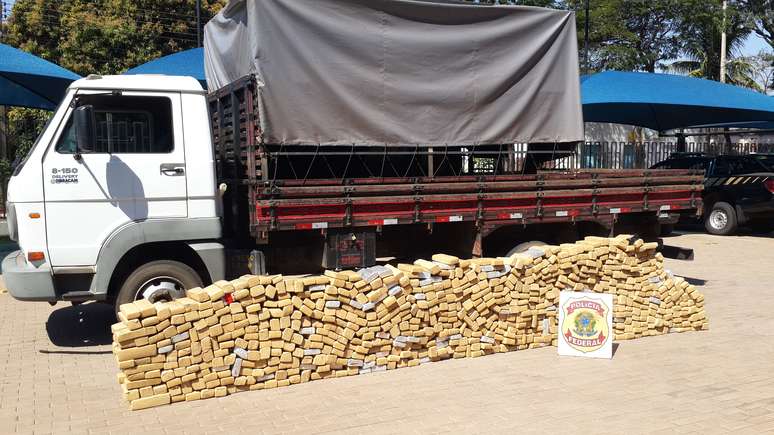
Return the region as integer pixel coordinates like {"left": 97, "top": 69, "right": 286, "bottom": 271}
{"left": 112, "top": 235, "right": 708, "bottom": 410}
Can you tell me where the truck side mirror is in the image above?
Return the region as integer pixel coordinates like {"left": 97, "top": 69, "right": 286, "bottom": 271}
{"left": 74, "top": 105, "right": 96, "bottom": 154}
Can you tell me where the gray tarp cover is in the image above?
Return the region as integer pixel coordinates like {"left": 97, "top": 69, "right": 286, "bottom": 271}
{"left": 204, "top": 0, "right": 583, "bottom": 146}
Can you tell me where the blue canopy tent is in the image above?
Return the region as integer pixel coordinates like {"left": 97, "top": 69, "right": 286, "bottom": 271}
{"left": 0, "top": 43, "right": 80, "bottom": 110}
{"left": 581, "top": 71, "right": 774, "bottom": 132}
{"left": 124, "top": 48, "right": 206, "bottom": 88}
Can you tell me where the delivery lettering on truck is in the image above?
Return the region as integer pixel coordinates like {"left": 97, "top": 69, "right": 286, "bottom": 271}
{"left": 2, "top": 0, "right": 702, "bottom": 313}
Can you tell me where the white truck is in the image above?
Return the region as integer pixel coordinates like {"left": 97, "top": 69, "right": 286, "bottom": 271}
{"left": 2, "top": 2, "right": 702, "bottom": 313}
{"left": 2, "top": 72, "right": 702, "bottom": 312}
{"left": 4, "top": 75, "right": 226, "bottom": 309}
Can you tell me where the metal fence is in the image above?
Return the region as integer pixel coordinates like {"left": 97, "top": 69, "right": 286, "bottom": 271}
{"left": 576, "top": 141, "right": 774, "bottom": 170}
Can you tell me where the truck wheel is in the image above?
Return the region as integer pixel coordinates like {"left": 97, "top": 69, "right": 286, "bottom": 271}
{"left": 659, "top": 224, "right": 675, "bottom": 236}
{"left": 704, "top": 202, "right": 737, "bottom": 236}
{"left": 506, "top": 241, "right": 547, "bottom": 257}
{"left": 115, "top": 260, "right": 202, "bottom": 311}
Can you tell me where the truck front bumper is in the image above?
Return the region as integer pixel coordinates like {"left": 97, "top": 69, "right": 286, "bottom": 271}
{"left": 2, "top": 250, "right": 57, "bottom": 302}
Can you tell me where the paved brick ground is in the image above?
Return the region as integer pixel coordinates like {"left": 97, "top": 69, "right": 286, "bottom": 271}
{"left": 1, "top": 232, "right": 774, "bottom": 434}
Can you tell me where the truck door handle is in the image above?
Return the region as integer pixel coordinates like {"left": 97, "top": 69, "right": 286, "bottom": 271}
{"left": 160, "top": 163, "right": 185, "bottom": 176}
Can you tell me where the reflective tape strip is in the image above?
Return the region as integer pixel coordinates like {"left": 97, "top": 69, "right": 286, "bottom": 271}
{"left": 368, "top": 218, "right": 399, "bottom": 226}
{"left": 610, "top": 208, "right": 621, "bottom": 214}
{"left": 725, "top": 177, "right": 736, "bottom": 185}
{"left": 659, "top": 205, "right": 671, "bottom": 211}
{"left": 732, "top": 177, "right": 744, "bottom": 185}
{"left": 293, "top": 222, "right": 328, "bottom": 230}
{"left": 556, "top": 211, "right": 568, "bottom": 217}
{"left": 436, "top": 215, "right": 463, "bottom": 222}
{"left": 497, "top": 212, "right": 523, "bottom": 219}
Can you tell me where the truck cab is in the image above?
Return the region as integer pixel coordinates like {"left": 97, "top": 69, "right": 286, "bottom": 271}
{"left": 3, "top": 75, "right": 225, "bottom": 309}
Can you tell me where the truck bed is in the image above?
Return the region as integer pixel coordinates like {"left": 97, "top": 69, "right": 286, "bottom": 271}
{"left": 256, "top": 170, "right": 703, "bottom": 233}
{"left": 208, "top": 76, "right": 703, "bottom": 244}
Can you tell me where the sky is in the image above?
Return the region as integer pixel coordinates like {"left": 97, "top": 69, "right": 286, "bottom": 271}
{"left": 740, "top": 33, "right": 772, "bottom": 56}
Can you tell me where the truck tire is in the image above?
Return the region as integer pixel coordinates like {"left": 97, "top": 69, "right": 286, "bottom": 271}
{"left": 704, "top": 202, "right": 737, "bottom": 236}
{"left": 115, "top": 260, "right": 202, "bottom": 312}
{"left": 506, "top": 241, "right": 547, "bottom": 257}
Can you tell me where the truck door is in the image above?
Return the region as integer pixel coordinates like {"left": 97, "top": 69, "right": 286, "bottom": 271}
{"left": 728, "top": 157, "right": 771, "bottom": 204}
{"left": 42, "top": 91, "right": 188, "bottom": 267}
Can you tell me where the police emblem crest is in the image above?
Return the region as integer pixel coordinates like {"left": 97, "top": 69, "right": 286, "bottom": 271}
{"left": 558, "top": 292, "right": 613, "bottom": 358}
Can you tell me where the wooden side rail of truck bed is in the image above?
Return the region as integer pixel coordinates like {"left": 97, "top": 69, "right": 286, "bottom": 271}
{"left": 253, "top": 170, "right": 704, "bottom": 235}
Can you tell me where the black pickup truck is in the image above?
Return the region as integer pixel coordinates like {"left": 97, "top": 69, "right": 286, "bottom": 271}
{"left": 651, "top": 153, "right": 774, "bottom": 235}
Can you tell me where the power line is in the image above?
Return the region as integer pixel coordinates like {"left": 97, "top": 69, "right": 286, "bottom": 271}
{"left": 34, "top": 4, "right": 214, "bottom": 25}
{"left": 32, "top": 9, "right": 212, "bottom": 32}
{"left": 29, "top": 12, "right": 203, "bottom": 39}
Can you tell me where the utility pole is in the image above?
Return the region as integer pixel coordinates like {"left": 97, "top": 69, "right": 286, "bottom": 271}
{"left": 720, "top": 0, "right": 727, "bottom": 83}
{"left": 196, "top": 0, "right": 202, "bottom": 47}
{"left": 0, "top": 0, "right": 5, "bottom": 42}
{"left": 584, "top": 0, "right": 590, "bottom": 74}
{"left": 0, "top": 0, "right": 7, "bottom": 160}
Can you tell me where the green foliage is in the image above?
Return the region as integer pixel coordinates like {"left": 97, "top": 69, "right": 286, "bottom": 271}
{"left": 570, "top": 0, "right": 693, "bottom": 73}
{"left": 1, "top": 0, "right": 227, "bottom": 182}
{"left": 670, "top": 0, "right": 751, "bottom": 82}
{"left": 6, "top": 108, "right": 51, "bottom": 160}
{"left": 5, "top": 0, "right": 227, "bottom": 76}
{"left": 737, "top": 0, "right": 774, "bottom": 50}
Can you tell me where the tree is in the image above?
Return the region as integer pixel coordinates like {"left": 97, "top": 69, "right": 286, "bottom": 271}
{"left": 6, "top": 108, "right": 50, "bottom": 160}
{"left": 466, "top": 0, "right": 564, "bottom": 6}
{"left": 738, "top": 0, "right": 774, "bottom": 50}
{"left": 566, "top": 0, "right": 687, "bottom": 73}
{"left": 669, "top": 0, "right": 752, "bottom": 83}
{"left": 5, "top": 0, "right": 226, "bottom": 76}
{"left": 737, "top": 51, "right": 774, "bottom": 93}
{"left": 1, "top": 0, "right": 227, "bottom": 165}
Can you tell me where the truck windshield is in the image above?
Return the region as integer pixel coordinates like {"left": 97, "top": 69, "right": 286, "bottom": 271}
{"left": 11, "top": 95, "right": 71, "bottom": 177}
{"left": 11, "top": 112, "right": 56, "bottom": 177}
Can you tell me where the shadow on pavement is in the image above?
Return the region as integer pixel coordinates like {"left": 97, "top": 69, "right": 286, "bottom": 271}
{"left": 669, "top": 224, "right": 774, "bottom": 239}
{"left": 44, "top": 302, "right": 114, "bottom": 350}
{"left": 683, "top": 277, "right": 708, "bottom": 286}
